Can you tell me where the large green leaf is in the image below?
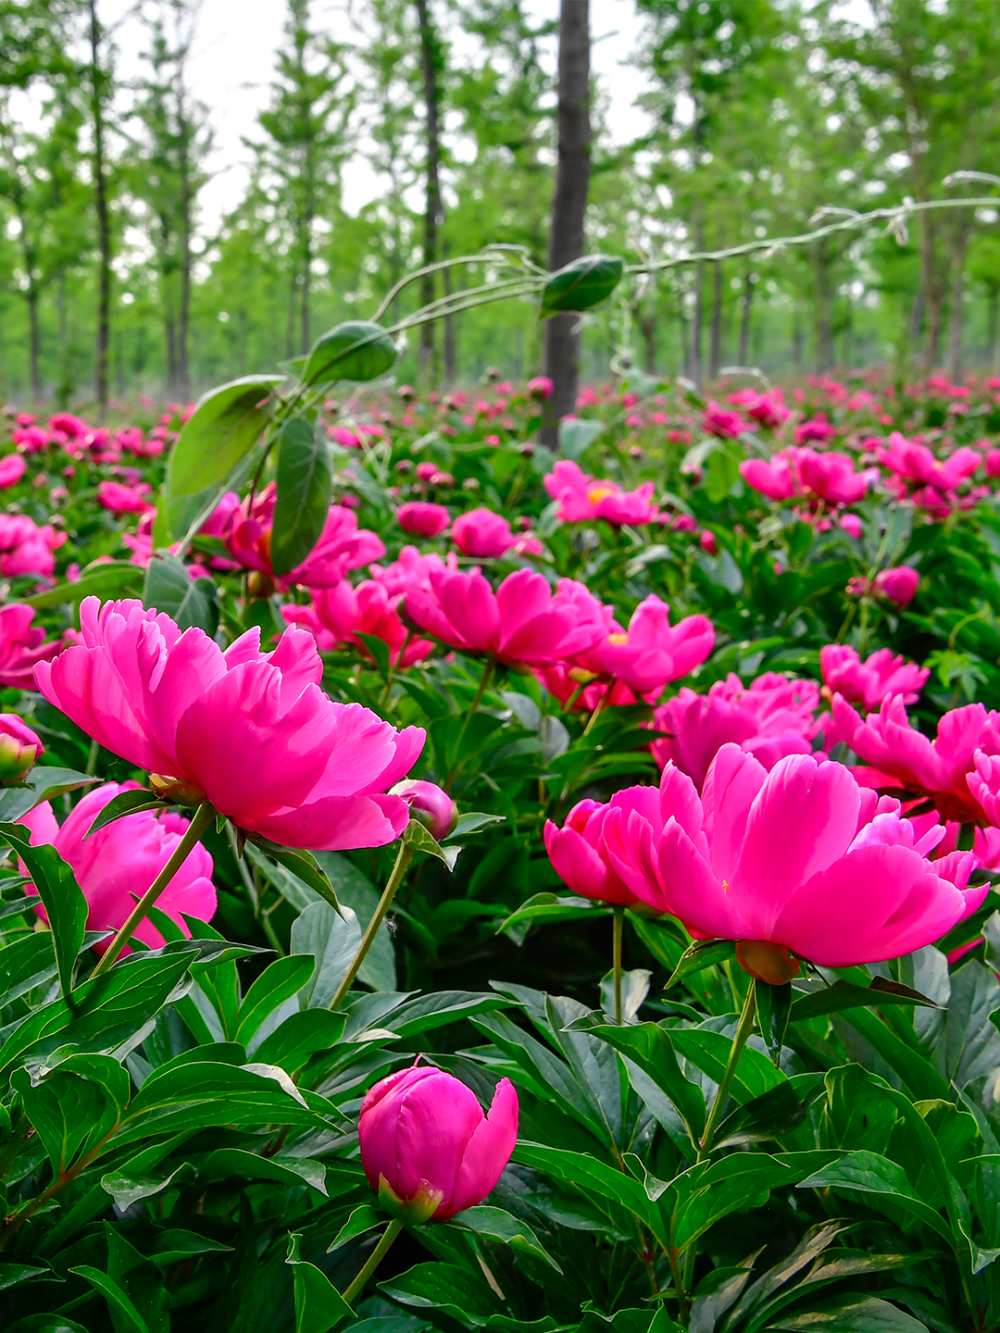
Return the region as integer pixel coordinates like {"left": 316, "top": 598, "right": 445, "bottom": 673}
{"left": 234, "top": 954, "right": 316, "bottom": 1045}
{"left": 270, "top": 416, "right": 332, "bottom": 576}
{"left": 377, "top": 1262, "right": 499, "bottom": 1326}
{"left": 586, "top": 1022, "right": 705, "bottom": 1147}
{"left": 769, "top": 1296, "right": 929, "bottom": 1331}
{"left": 798, "top": 1150, "right": 954, "bottom": 1243}
{"left": 539, "top": 254, "right": 625, "bottom": 317}
{"left": 143, "top": 552, "right": 218, "bottom": 634}
{"left": 289, "top": 901, "right": 361, "bottom": 1009}
{"left": 0, "top": 823, "right": 86, "bottom": 997}
{"left": 301, "top": 319, "right": 397, "bottom": 385}
{"left": 12, "top": 1052, "right": 129, "bottom": 1174}
{"left": 166, "top": 373, "right": 281, "bottom": 500}
{"left": 24, "top": 561, "right": 144, "bottom": 609}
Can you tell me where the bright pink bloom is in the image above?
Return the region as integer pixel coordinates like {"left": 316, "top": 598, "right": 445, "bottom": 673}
{"left": 12, "top": 426, "right": 49, "bottom": 453}
{"left": 833, "top": 695, "right": 1000, "bottom": 823}
{"left": 391, "top": 780, "right": 457, "bottom": 841}
{"left": 0, "top": 455, "right": 26, "bottom": 489}
{"left": 820, "top": 645, "right": 928, "bottom": 711}
{"left": 740, "top": 452, "right": 799, "bottom": 501}
{"left": 595, "top": 596, "right": 714, "bottom": 698}
{"left": 840, "top": 513, "right": 862, "bottom": 540}
{"left": 283, "top": 579, "right": 434, "bottom": 668}
{"left": 21, "top": 782, "right": 215, "bottom": 952}
{"left": 49, "top": 412, "right": 88, "bottom": 440}
{"left": 651, "top": 672, "right": 819, "bottom": 789}
{"left": 405, "top": 568, "right": 605, "bottom": 667}
{"left": 876, "top": 432, "right": 980, "bottom": 490}
{"left": 0, "top": 517, "right": 65, "bottom": 580}
{"left": 794, "top": 415, "right": 837, "bottom": 445}
{"left": 544, "top": 799, "right": 639, "bottom": 906}
{"left": 602, "top": 746, "right": 984, "bottom": 971}
{"left": 527, "top": 376, "right": 553, "bottom": 399}
{"left": 330, "top": 426, "right": 361, "bottom": 448}
{"left": 451, "top": 508, "right": 540, "bottom": 558}
{"left": 796, "top": 449, "right": 872, "bottom": 504}
{"left": 397, "top": 501, "right": 450, "bottom": 537}
{"left": 359, "top": 1064, "right": 518, "bottom": 1221}
{"left": 985, "top": 449, "right": 1000, "bottom": 480}
{"left": 35, "top": 598, "right": 424, "bottom": 850}
{"left": 370, "top": 546, "right": 450, "bottom": 598}
{"left": 0, "top": 714, "right": 42, "bottom": 783}
{"left": 97, "top": 480, "right": 155, "bottom": 515}
{"left": 224, "top": 483, "right": 385, "bottom": 591}
{"left": 0, "top": 605, "right": 65, "bottom": 688}
{"left": 543, "top": 461, "right": 658, "bottom": 526}
{"left": 702, "top": 403, "right": 747, "bottom": 439}
{"left": 873, "top": 565, "right": 919, "bottom": 607}
{"left": 966, "top": 754, "right": 1000, "bottom": 832}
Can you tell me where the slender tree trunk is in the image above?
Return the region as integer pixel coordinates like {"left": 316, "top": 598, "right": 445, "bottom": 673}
{"left": 792, "top": 306, "right": 803, "bottom": 372}
{"left": 908, "top": 285, "right": 924, "bottom": 355}
{"left": 89, "top": 0, "right": 111, "bottom": 417}
{"left": 638, "top": 302, "right": 656, "bottom": 373}
{"left": 285, "top": 270, "right": 297, "bottom": 361}
{"left": 739, "top": 270, "right": 753, "bottom": 365}
{"left": 540, "top": 0, "right": 590, "bottom": 444}
{"left": 691, "top": 236, "right": 704, "bottom": 387}
{"left": 25, "top": 283, "right": 41, "bottom": 404}
{"left": 814, "top": 239, "right": 834, "bottom": 373}
{"left": 709, "top": 258, "right": 722, "bottom": 379}
{"left": 443, "top": 243, "right": 457, "bottom": 383}
{"left": 986, "top": 284, "right": 999, "bottom": 369}
{"left": 415, "top": 0, "right": 443, "bottom": 381}
{"left": 177, "top": 70, "right": 191, "bottom": 396}
{"left": 56, "top": 271, "right": 71, "bottom": 408}
{"left": 945, "top": 227, "right": 969, "bottom": 382}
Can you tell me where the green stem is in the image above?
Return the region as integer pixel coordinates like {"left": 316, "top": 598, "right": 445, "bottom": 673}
{"left": 84, "top": 736, "right": 99, "bottom": 777}
{"left": 341, "top": 1217, "right": 404, "bottom": 1307}
{"left": 581, "top": 683, "right": 611, "bottom": 737}
{"left": 91, "top": 801, "right": 215, "bottom": 976}
{"left": 329, "top": 842, "right": 414, "bottom": 1011}
{"left": 612, "top": 905, "right": 624, "bottom": 1024}
{"left": 699, "top": 979, "right": 756, "bottom": 1158}
{"left": 446, "top": 658, "right": 495, "bottom": 788}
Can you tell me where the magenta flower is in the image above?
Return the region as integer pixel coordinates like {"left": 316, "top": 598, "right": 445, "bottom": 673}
{"left": 283, "top": 579, "right": 434, "bottom": 668}
{"left": 820, "top": 645, "right": 929, "bottom": 712}
{"left": 833, "top": 695, "right": 1000, "bottom": 823}
{"left": 21, "top": 782, "right": 216, "bottom": 952}
{"left": 35, "top": 598, "right": 424, "bottom": 850}
{"left": 603, "top": 745, "right": 984, "bottom": 977}
{"left": 0, "top": 516, "right": 66, "bottom": 581}
{"left": 727, "top": 389, "right": 789, "bottom": 430}
{"left": 595, "top": 595, "right": 714, "bottom": 698}
{"left": 97, "top": 480, "right": 155, "bottom": 515}
{"left": 794, "top": 415, "right": 837, "bottom": 445}
{"left": 451, "top": 508, "right": 540, "bottom": 558}
{"left": 543, "top": 461, "right": 659, "bottom": 526}
{"left": 391, "top": 780, "right": 458, "bottom": 841}
{"left": 369, "top": 546, "right": 451, "bottom": 598}
{"left": 359, "top": 1065, "right": 518, "bottom": 1221}
{"left": 405, "top": 568, "right": 604, "bottom": 667}
{"left": 544, "top": 799, "right": 639, "bottom": 906}
{"left": 526, "top": 375, "right": 553, "bottom": 400}
{"left": 651, "top": 672, "right": 819, "bottom": 789}
{"left": 872, "top": 565, "right": 919, "bottom": 607}
{"left": 796, "top": 449, "right": 873, "bottom": 505}
{"left": 397, "top": 501, "right": 450, "bottom": 537}
{"left": 739, "top": 452, "right": 799, "bottom": 501}
{"left": 702, "top": 403, "right": 747, "bottom": 439}
{"left": 0, "top": 605, "right": 65, "bottom": 689}
{"left": 0, "top": 714, "right": 42, "bottom": 783}
{"left": 0, "top": 455, "right": 26, "bottom": 489}
{"left": 876, "top": 432, "right": 981, "bottom": 491}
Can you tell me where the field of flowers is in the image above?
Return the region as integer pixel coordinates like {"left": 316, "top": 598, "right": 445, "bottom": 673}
{"left": 4, "top": 326, "right": 1000, "bottom": 1332}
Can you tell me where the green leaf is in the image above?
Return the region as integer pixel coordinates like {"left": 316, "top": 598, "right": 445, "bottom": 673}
{"left": 166, "top": 373, "right": 281, "bottom": 500}
{"left": 105, "top": 1224, "right": 170, "bottom": 1333}
{"left": 84, "top": 788, "right": 165, "bottom": 837}
{"left": 146, "top": 1230, "right": 233, "bottom": 1267}
{"left": 101, "top": 1163, "right": 188, "bottom": 1209}
{"left": 769, "top": 1296, "right": 930, "bottom": 1331}
{"left": 6, "top": 1318, "right": 92, "bottom": 1333}
{"left": 68, "top": 1265, "right": 150, "bottom": 1333}
{"left": 445, "top": 811, "right": 506, "bottom": 841}
{"left": 586, "top": 1022, "right": 705, "bottom": 1147}
{"left": 539, "top": 255, "right": 625, "bottom": 318}
{"left": 251, "top": 1009, "right": 347, "bottom": 1072}
{"left": 271, "top": 416, "right": 333, "bottom": 576}
{"left": 498, "top": 892, "right": 609, "bottom": 946}
{"left": 355, "top": 631, "right": 392, "bottom": 680}
{"left": 289, "top": 901, "right": 361, "bottom": 1009}
{"left": 234, "top": 954, "right": 317, "bottom": 1044}
{"left": 326, "top": 1204, "right": 384, "bottom": 1252}
{"left": 24, "top": 561, "right": 144, "bottom": 609}
{"left": 557, "top": 418, "right": 603, "bottom": 459}
{"left": 756, "top": 979, "right": 793, "bottom": 1066}
{"left": 246, "top": 836, "right": 340, "bottom": 911}
{"left": 664, "top": 938, "right": 737, "bottom": 990}
{"left": 0, "top": 825, "right": 86, "bottom": 998}
{"left": 12, "top": 1052, "right": 129, "bottom": 1174}
{"left": 0, "top": 1265, "right": 50, "bottom": 1294}
{"left": 451, "top": 1204, "right": 562, "bottom": 1272}
{"left": 404, "top": 818, "right": 459, "bottom": 870}
{"left": 0, "top": 767, "right": 99, "bottom": 824}
{"left": 143, "top": 552, "right": 218, "bottom": 634}
{"left": 513, "top": 1141, "right": 667, "bottom": 1245}
{"left": 285, "top": 1233, "right": 355, "bottom": 1331}
{"left": 378, "top": 1262, "right": 500, "bottom": 1326}
{"left": 669, "top": 1023, "right": 784, "bottom": 1103}
{"left": 798, "top": 1150, "right": 954, "bottom": 1243}
{"left": 301, "top": 319, "right": 397, "bottom": 385}
{"left": 791, "top": 977, "right": 939, "bottom": 1023}
{"left": 201, "top": 1147, "right": 327, "bottom": 1194}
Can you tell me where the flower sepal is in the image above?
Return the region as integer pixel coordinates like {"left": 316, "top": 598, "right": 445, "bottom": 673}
{"left": 377, "top": 1174, "right": 443, "bottom": 1225}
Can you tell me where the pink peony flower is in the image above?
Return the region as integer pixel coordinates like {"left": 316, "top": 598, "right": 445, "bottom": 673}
{"left": 650, "top": 672, "right": 820, "bottom": 789}
{"left": 543, "top": 461, "right": 659, "bottom": 526}
{"left": 0, "top": 605, "right": 65, "bottom": 688}
{"left": 397, "top": 501, "right": 450, "bottom": 538}
{"left": 794, "top": 415, "right": 837, "bottom": 445}
{"left": 739, "top": 452, "right": 799, "bottom": 501}
{"left": 391, "top": 779, "right": 457, "bottom": 841}
{"left": 330, "top": 426, "right": 361, "bottom": 448}
{"left": 0, "top": 455, "right": 26, "bottom": 489}
{"left": 702, "top": 403, "right": 747, "bottom": 439}
{"left": 595, "top": 595, "right": 714, "bottom": 698}
{"left": 872, "top": 565, "right": 919, "bottom": 607}
{"left": 833, "top": 695, "right": 1000, "bottom": 823}
{"left": 876, "top": 432, "right": 980, "bottom": 490}
{"left": 359, "top": 1064, "right": 518, "bottom": 1221}
{"left": 728, "top": 390, "right": 789, "bottom": 431}
{"left": 405, "top": 568, "right": 606, "bottom": 667}
{"left": 544, "top": 798, "right": 640, "bottom": 906}
{"left": 20, "top": 782, "right": 216, "bottom": 952}
{"left": 35, "top": 598, "right": 424, "bottom": 850}
{"left": 602, "top": 745, "right": 984, "bottom": 976}
{"left": 840, "top": 513, "right": 862, "bottom": 540}
{"left": 370, "top": 546, "right": 451, "bottom": 598}
{"left": 526, "top": 376, "right": 553, "bottom": 400}
{"left": 451, "top": 508, "right": 541, "bottom": 558}
{"left": 283, "top": 579, "right": 434, "bottom": 668}
{"left": 97, "top": 480, "right": 155, "bottom": 515}
{"left": 796, "top": 449, "right": 873, "bottom": 504}
{"left": 820, "top": 645, "right": 929, "bottom": 712}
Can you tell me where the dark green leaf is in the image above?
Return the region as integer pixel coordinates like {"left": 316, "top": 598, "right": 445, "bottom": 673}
{"left": 246, "top": 836, "right": 340, "bottom": 911}
{"left": 539, "top": 255, "right": 625, "bottom": 317}
{"left": 586, "top": 1021, "right": 705, "bottom": 1146}
{"left": 285, "top": 1233, "right": 354, "bottom": 1330}
{"left": 791, "top": 977, "right": 939, "bottom": 1023}
{"left": 378, "top": 1262, "right": 500, "bottom": 1326}
{"left": 769, "top": 1296, "right": 930, "bottom": 1331}
{"left": 143, "top": 552, "right": 218, "bottom": 634}
{"left": 498, "top": 893, "right": 609, "bottom": 946}
{"left": 201, "top": 1147, "right": 327, "bottom": 1194}
{"left": 0, "top": 824, "right": 86, "bottom": 999}
{"left": 404, "top": 818, "right": 459, "bottom": 870}
{"left": 271, "top": 416, "right": 333, "bottom": 576}
{"left": 355, "top": 631, "right": 392, "bottom": 680}
{"left": 302, "top": 320, "right": 396, "bottom": 385}
{"left": 664, "top": 939, "right": 737, "bottom": 990}
{"left": 557, "top": 418, "right": 603, "bottom": 459}
{"left": 798, "top": 1150, "right": 954, "bottom": 1243}
{"left": 326, "top": 1204, "right": 384, "bottom": 1252}
{"left": 756, "top": 979, "right": 793, "bottom": 1066}
{"left": 68, "top": 1266, "right": 150, "bottom": 1333}
{"left": 12, "top": 1052, "right": 129, "bottom": 1173}
{"left": 6, "top": 1318, "right": 91, "bottom": 1333}
{"left": 450, "top": 1204, "right": 562, "bottom": 1271}
{"left": 234, "top": 954, "right": 316, "bottom": 1044}
{"left": 24, "top": 561, "right": 144, "bottom": 609}
{"left": 445, "top": 811, "right": 506, "bottom": 841}
{"left": 251, "top": 1009, "right": 346, "bottom": 1072}
{"left": 289, "top": 901, "right": 360, "bottom": 1009}
{"left": 84, "top": 789, "right": 165, "bottom": 837}
{"left": 166, "top": 373, "right": 281, "bottom": 499}
{"left": 0, "top": 768, "right": 98, "bottom": 824}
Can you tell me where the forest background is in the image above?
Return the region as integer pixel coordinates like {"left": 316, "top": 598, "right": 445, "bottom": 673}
{"left": 1, "top": 0, "right": 999, "bottom": 410}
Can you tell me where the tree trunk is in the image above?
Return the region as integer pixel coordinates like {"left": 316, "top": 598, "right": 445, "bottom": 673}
{"left": 26, "top": 283, "right": 41, "bottom": 404}
{"left": 690, "top": 242, "right": 703, "bottom": 387}
{"left": 945, "top": 227, "right": 969, "bottom": 382}
{"left": 89, "top": 0, "right": 111, "bottom": 417}
{"left": 176, "top": 60, "right": 192, "bottom": 396}
{"left": 56, "top": 271, "right": 72, "bottom": 408}
{"left": 415, "top": 0, "right": 444, "bottom": 381}
{"left": 638, "top": 300, "right": 656, "bottom": 374}
{"left": 813, "top": 239, "right": 834, "bottom": 373}
{"left": 540, "top": 0, "right": 590, "bottom": 444}
{"left": 708, "top": 258, "right": 722, "bottom": 379}
{"left": 986, "top": 284, "right": 999, "bottom": 370}
{"left": 443, "top": 242, "right": 457, "bottom": 384}
{"left": 792, "top": 306, "right": 803, "bottom": 372}
{"left": 738, "top": 270, "right": 753, "bottom": 365}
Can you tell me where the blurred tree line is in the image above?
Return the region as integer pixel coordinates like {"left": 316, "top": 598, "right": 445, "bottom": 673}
{"left": 0, "top": 0, "right": 999, "bottom": 408}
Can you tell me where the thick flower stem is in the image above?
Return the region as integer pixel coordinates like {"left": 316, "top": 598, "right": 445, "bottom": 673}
{"left": 612, "top": 905, "right": 624, "bottom": 1023}
{"left": 329, "top": 841, "right": 414, "bottom": 1011}
{"left": 698, "top": 979, "right": 756, "bottom": 1159}
{"left": 341, "top": 1217, "right": 404, "bottom": 1307}
{"left": 581, "top": 685, "right": 610, "bottom": 738}
{"left": 91, "top": 801, "right": 215, "bottom": 977}
{"left": 446, "top": 658, "right": 495, "bottom": 788}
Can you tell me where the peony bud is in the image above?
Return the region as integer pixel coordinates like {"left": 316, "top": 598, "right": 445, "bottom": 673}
{"left": 359, "top": 1064, "right": 518, "bottom": 1222}
{"left": 0, "top": 715, "right": 42, "bottom": 784}
{"left": 391, "top": 779, "right": 458, "bottom": 840}
{"left": 872, "top": 565, "right": 919, "bottom": 607}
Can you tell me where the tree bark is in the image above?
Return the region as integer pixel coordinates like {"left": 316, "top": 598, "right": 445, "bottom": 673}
{"left": 690, "top": 245, "right": 703, "bottom": 386}
{"left": 709, "top": 258, "right": 722, "bottom": 379}
{"left": 540, "top": 0, "right": 590, "bottom": 444}
{"left": 813, "top": 238, "right": 835, "bottom": 373}
{"left": 738, "top": 270, "right": 753, "bottom": 366}
{"left": 26, "top": 283, "right": 41, "bottom": 404}
{"left": 945, "top": 226, "right": 969, "bottom": 382}
{"left": 176, "top": 47, "right": 192, "bottom": 395}
{"left": 89, "top": 0, "right": 111, "bottom": 417}
{"left": 415, "top": 0, "right": 444, "bottom": 381}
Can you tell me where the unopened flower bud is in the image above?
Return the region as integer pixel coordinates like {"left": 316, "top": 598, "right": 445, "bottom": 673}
{"left": 391, "top": 779, "right": 458, "bottom": 840}
{"left": 149, "top": 773, "right": 208, "bottom": 806}
{"left": 0, "top": 715, "right": 42, "bottom": 784}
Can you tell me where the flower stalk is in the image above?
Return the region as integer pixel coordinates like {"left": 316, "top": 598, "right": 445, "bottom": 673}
{"left": 329, "top": 839, "right": 414, "bottom": 1011}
